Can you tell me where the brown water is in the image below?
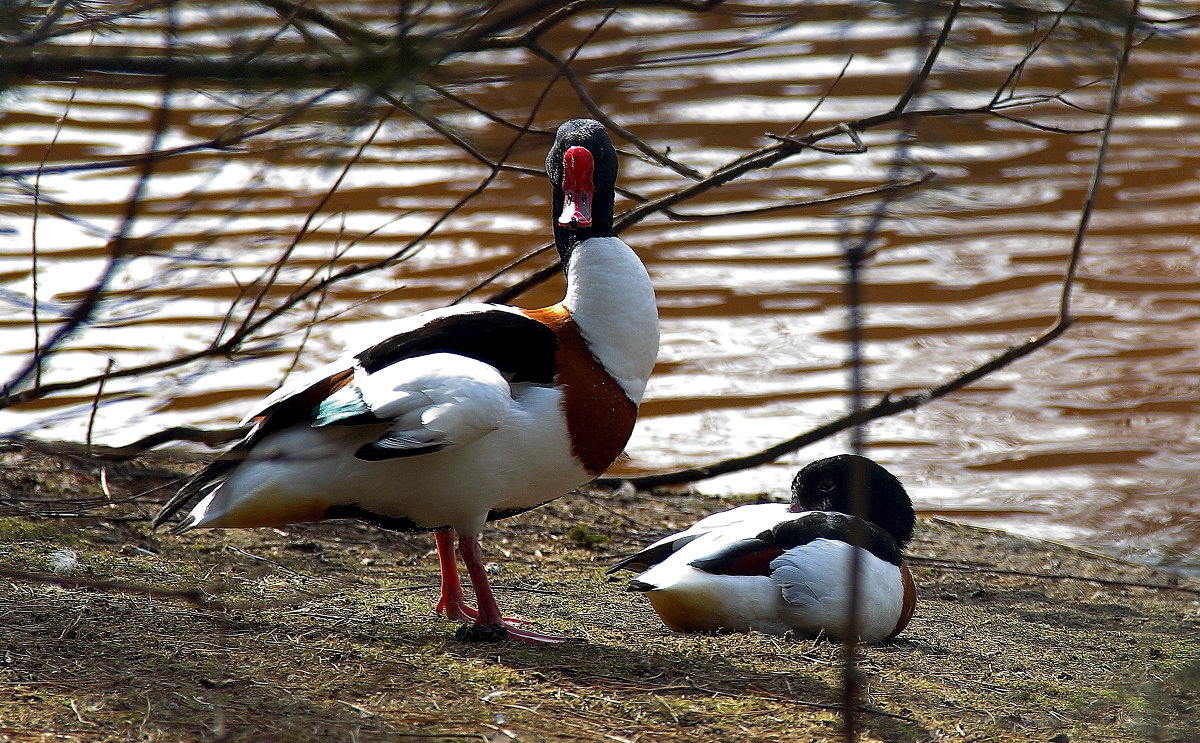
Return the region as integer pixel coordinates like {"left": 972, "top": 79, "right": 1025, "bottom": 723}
{"left": 1, "top": 3, "right": 1197, "bottom": 576}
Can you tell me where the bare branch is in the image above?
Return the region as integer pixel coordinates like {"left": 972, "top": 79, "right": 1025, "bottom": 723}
{"left": 663, "top": 173, "right": 934, "bottom": 221}
{"left": 27, "top": 84, "right": 82, "bottom": 390}
{"left": 481, "top": 0, "right": 727, "bottom": 48}
{"left": 1061, "top": 0, "right": 1138, "bottom": 322}
{"left": 602, "top": 318, "right": 1076, "bottom": 493}
{"left": 893, "top": 0, "right": 961, "bottom": 114}
{"left": 1, "top": 49, "right": 386, "bottom": 80}
{"left": 600, "top": 0, "right": 1137, "bottom": 492}
{"left": 85, "top": 359, "right": 114, "bottom": 456}
{"left": 2, "top": 1, "right": 174, "bottom": 46}
{"left": 838, "top": 5, "right": 948, "bottom": 731}
{"left": 100, "top": 425, "right": 253, "bottom": 460}
{"left": 482, "top": 86, "right": 1103, "bottom": 306}
{"left": 254, "top": 0, "right": 393, "bottom": 47}
{"left": 387, "top": 92, "right": 543, "bottom": 177}
{"left": 991, "top": 0, "right": 1079, "bottom": 106}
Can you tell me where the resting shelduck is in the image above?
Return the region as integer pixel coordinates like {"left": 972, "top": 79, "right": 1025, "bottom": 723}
{"left": 155, "top": 119, "right": 659, "bottom": 643}
{"left": 608, "top": 455, "right": 917, "bottom": 642}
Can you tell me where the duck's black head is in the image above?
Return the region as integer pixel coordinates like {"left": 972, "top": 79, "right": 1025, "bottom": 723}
{"left": 546, "top": 118, "right": 618, "bottom": 250}
{"left": 788, "top": 454, "right": 916, "bottom": 547}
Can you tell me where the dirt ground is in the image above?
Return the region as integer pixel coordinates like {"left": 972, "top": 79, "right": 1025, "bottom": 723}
{"left": 1, "top": 441, "right": 1197, "bottom": 742}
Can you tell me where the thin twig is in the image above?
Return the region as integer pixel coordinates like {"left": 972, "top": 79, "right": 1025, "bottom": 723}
{"left": 7, "top": 0, "right": 71, "bottom": 46}
{"left": 449, "top": 176, "right": 934, "bottom": 304}
{"left": 0, "top": 89, "right": 337, "bottom": 180}
{"left": 664, "top": 173, "right": 934, "bottom": 221}
{"left": 991, "top": 0, "right": 1079, "bottom": 106}
{"left": 893, "top": 0, "right": 960, "bottom": 114}
{"left": 100, "top": 426, "right": 253, "bottom": 460}
{"left": 842, "top": 3, "right": 951, "bottom": 733}
{"left": 28, "top": 84, "right": 81, "bottom": 389}
{"left": 1062, "top": 0, "right": 1138, "bottom": 322}
{"left": 0, "top": 567, "right": 216, "bottom": 607}
{"left": 785, "top": 54, "right": 855, "bottom": 138}
{"left": 4, "top": 1, "right": 172, "bottom": 46}
{"left": 85, "top": 359, "right": 114, "bottom": 456}
{"left": 386, "top": 92, "right": 543, "bottom": 178}
{"left": 908, "top": 556, "right": 1200, "bottom": 595}
{"left": 482, "top": 92, "right": 1090, "bottom": 306}
{"left": 254, "top": 0, "right": 392, "bottom": 46}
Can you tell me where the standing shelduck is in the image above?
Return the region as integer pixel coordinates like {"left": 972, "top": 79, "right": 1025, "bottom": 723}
{"left": 155, "top": 119, "right": 659, "bottom": 643}
{"left": 608, "top": 455, "right": 917, "bottom": 641}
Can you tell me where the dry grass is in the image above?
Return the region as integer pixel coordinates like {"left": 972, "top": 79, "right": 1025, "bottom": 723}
{"left": 1, "top": 442, "right": 1197, "bottom": 742}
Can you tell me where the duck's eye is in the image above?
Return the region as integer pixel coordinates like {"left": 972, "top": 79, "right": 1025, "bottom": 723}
{"left": 818, "top": 479, "right": 836, "bottom": 493}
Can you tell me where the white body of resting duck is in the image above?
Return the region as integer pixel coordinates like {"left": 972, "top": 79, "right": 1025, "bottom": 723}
{"left": 608, "top": 455, "right": 917, "bottom": 642}
{"left": 155, "top": 119, "right": 659, "bottom": 644}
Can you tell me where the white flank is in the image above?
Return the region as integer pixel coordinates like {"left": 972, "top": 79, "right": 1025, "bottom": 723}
{"left": 182, "top": 382, "right": 585, "bottom": 536}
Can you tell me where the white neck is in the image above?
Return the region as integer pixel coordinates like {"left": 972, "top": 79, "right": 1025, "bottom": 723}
{"left": 562, "top": 236, "right": 659, "bottom": 404}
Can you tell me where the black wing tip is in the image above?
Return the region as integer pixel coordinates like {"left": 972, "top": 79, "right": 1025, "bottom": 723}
{"left": 604, "top": 555, "right": 642, "bottom": 575}
{"left": 354, "top": 440, "right": 448, "bottom": 461}
{"left": 687, "top": 537, "right": 775, "bottom": 576}
{"left": 152, "top": 484, "right": 197, "bottom": 530}
{"left": 604, "top": 533, "right": 701, "bottom": 577}
{"left": 627, "top": 579, "right": 655, "bottom": 593}
{"left": 152, "top": 493, "right": 198, "bottom": 532}
{"left": 150, "top": 506, "right": 180, "bottom": 530}
{"left": 152, "top": 452, "right": 243, "bottom": 530}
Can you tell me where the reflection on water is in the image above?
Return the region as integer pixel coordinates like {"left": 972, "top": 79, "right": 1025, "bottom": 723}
{"left": 1, "top": 2, "right": 1197, "bottom": 576}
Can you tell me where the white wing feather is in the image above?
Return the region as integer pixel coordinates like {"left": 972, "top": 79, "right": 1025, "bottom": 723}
{"left": 358, "top": 353, "right": 512, "bottom": 451}
{"left": 769, "top": 539, "right": 851, "bottom": 606}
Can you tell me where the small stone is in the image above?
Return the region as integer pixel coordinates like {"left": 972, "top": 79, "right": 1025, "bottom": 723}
{"left": 47, "top": 549, "right": 78, "bottom": 574}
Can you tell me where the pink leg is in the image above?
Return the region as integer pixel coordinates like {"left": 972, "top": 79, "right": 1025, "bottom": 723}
{"left": 433, "top": 530, "right": 535, "bottom": 629}
{"left": 455, "top": 534, "right": 573, "bottom": 644}
{"left": 434, "top": 529, "right": 478, "bottom": 623}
